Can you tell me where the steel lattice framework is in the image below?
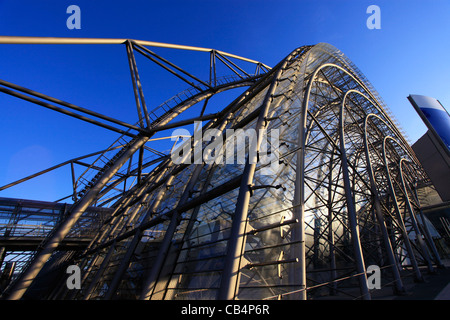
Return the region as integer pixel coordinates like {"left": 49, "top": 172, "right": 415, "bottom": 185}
{"left": 0, "top": 37, "right": 444, "bottom": 300}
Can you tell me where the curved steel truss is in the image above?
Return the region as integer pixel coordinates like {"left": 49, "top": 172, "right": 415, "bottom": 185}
{"left": 0, "top": 38, "right": 443, "bottom": 300}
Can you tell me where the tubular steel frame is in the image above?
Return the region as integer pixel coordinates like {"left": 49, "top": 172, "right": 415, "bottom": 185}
{"left": 0, "top": 37, "right": 443, "bottom": 300}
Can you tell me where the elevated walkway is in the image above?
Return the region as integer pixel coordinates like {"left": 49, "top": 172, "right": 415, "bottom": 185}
{"left": 0, "top": 197, "right": 112, "bottom": 252}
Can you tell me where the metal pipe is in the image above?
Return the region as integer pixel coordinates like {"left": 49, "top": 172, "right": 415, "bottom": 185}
{"left": 0, "top": 78, "right": 145, "bottom": 134}
{"left": 289, "top": 50, "right": 317, "bottom": 301}
{"left": 101, "top": 171, "right": 175, "bottom": 299}
{"left": 0, "top": 86, "right": 137, "bottom": 137}
{"left": 82, "top": 242, "right": 117, "bottom": 300}
{"left": 126, "top": 42, "right": 151, "bottom": 128}
{"left": 247, "top": 258, "right": 298, "bottom": 268}
{"left": 212, "top": 51, "right": 217, "bottom": 86}
{"left": 125, "top": 41, "right": 145, "bottom": 127}
{"left": 70, "top": 161, "right": 77, "bottom": 201}
{"left": 210, "top": 51, "right": 214, "bottom": 86}
{"left": 133, "top": 43, "right": 212, "bottom": 90}
{"left": 131, "top": 125, "right": 222, "bottom": 302}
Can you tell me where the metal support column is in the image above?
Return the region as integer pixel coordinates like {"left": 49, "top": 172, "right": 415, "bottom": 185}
{"left": 126, "top": 41, "right": 151, "bottom": 128}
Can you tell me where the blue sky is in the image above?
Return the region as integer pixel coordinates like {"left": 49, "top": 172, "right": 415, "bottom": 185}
{"left": 1, "top": 0, "right": 449, "bottom": 201}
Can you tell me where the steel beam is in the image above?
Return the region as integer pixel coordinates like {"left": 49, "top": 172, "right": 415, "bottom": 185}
{"left": 339, "top": 91, "right": 370, "bottom": 300}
